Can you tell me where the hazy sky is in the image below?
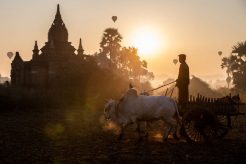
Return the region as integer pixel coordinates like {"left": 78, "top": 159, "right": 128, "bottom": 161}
{"left": 0, "top": 0, "right": 245, "bottom": 82}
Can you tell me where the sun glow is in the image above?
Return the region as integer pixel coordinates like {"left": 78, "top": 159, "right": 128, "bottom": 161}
{"left": 130, "top": 27, "right": 164, "bottom": 58}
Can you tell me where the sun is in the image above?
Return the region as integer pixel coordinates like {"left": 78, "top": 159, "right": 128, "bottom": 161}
{"left": 130, "top": 27, "right": 163, "bottom": 58}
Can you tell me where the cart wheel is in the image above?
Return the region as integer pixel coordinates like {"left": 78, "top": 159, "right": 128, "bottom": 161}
{"left": 216, "top": 115, "right": 229, "bottom": 139}
{"left": 182, "top": 108, "right": 218, "bottom": 144}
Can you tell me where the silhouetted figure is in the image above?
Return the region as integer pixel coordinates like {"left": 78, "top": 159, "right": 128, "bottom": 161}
{"left": 4, "top": 81, "right": 10, "bottom": 87}
{"left": 176, "top": 54, "right": 190, "bottom": 107}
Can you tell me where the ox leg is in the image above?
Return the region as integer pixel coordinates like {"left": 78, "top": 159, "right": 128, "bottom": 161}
{"left": 144, "top": 122, "right": 150, "bottom": 139}
{"left": 118, "top": 124, "right": 127, "bottom": 140}
{"left": 164, "top": 126, "right": 172, "bottom": 141}
{"left": 136, "top": 121, "right": 143, "bottom": 141}
{"left": 136, "top": 121, "right": 149, "bottom": 141}
{"left": 136, "top": 121, "right": 140, "bottom": 132}
{"left": 168, "top": 120, "right": 179, "bottom": 141}
{"left": 163, "top": 118, "right": 178, "bottom": 141}
{"left": 173, "top": 127, "right": 180, "bottom": 141}
{"left": 118, "top": 128, "right": 123, "bottom": 140}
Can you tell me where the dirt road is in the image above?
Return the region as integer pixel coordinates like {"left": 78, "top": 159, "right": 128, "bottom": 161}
{"left": 0, "top": 106, "right": 245, "bottom": 163}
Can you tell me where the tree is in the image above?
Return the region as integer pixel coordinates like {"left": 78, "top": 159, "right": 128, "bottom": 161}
{"left": 221, "top": 41, "right": 246, "bottom": 91}
{"left": 118, "top": 47, "right": 154, "bottom": 82}
{"left": 99, "top": 28, "right": 122, "bottom": 66}
{"left": 96, "top": 28, "right": 154, "bottom": 92}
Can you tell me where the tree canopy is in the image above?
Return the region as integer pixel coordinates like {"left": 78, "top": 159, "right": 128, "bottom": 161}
{"left": 221, "top": 41, "right": 246, "bottom": 91}
{"left": 96, "top": 28, "right": 154, "bottom": 90}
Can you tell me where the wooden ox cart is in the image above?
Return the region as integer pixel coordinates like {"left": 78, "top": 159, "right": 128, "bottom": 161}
{"left": 179, "top": 94, "right": 245, "bottom": 143}
{"left": 147, "top": 81, "right": 244, "bottom": 143}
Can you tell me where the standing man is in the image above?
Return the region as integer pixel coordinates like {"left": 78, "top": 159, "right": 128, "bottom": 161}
{"left": 176, "top": 54, "right": 190, "bottom": 107}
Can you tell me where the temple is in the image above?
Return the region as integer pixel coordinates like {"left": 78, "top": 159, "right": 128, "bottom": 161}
{"left": 11, "top": 5, "right": 88, "bottom": 88}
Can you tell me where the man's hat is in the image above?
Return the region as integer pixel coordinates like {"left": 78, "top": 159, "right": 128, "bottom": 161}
{"left": 178, "top": 54, "right": 186, "bottom": 57}
{"left": 178, "top": 54, "right": 186, "bottom": 59}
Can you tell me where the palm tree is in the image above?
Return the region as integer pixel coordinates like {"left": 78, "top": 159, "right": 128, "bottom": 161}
{"left": 232, "top": 41, "right": 246, "bottom": 55}
{"left": 100, "top": 28, "right": 122, "bottom": 64}
{"left": 222, "top": 41, "right": 246, "bottom": 91}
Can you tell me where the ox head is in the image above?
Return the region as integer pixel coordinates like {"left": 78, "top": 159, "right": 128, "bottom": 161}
{"left": 104, "top": 99, "right": 117, "bottom": 121}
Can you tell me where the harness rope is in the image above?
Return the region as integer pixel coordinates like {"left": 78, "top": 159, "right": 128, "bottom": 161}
{"left": 146, "top": 80, "right": 177, "bottom": 93}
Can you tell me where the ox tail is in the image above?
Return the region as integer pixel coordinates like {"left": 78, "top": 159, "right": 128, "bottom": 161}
{"left": 172, "top": 100, "right": 182, "bottom": 126}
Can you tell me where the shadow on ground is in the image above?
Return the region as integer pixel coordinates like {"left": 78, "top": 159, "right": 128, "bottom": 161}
{"left": 0, "top": 107, "right": 245, "bottom": 163}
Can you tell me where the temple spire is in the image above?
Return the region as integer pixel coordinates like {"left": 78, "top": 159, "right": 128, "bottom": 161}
{"left": 48, "top": 4, "right": 68, "bottom": 43}
{"left": 77, "top": 38, "right": 84, "bottom": 56}
{"left": 56, "top": 4, "right": 61, "bottom": 19}
{"left": 13, "top": 52, "right": 23, "bottom": 63}
{"left": 32, "top": 41, "right": 39, "bottom": 60}
{"left": 57, "top": 4, "right": 60, "bottom": 14}
{"left": 54, "top": 4, "right": 62, "bottom": 25}
{"left": 33, "top": 41, "right": 39, "bottom": 52}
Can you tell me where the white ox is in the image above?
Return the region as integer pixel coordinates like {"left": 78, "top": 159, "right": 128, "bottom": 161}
{"left": 104, "top": 88, "right": 181, "bottom": 141}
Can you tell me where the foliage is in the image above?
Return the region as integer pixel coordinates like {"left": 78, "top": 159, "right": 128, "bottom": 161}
{"left": 96, "top": 28, "right": 154, "bottom": 89}
{"left": 221, "top": 41, "right": 246, "bottom": 91}
{"left": 99, "top": 28, "right": 122, "bottom": 65}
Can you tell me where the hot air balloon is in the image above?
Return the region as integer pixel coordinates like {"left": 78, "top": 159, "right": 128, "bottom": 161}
{"left": 7, "top": 52, "right": 13, "bottom": 59}
{"left": 112, "top": 16, "right": 117, "bottom": 23}
{"left": 173, "top": 59, "right": 178, "bottom": 65}
{"left": 218, "top": 51, "right": 222, "bottom": 56}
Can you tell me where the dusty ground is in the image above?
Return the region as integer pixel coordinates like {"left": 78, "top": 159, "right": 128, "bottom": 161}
{"left": 0, "top": 106, "right": 245, "bottom": 163}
